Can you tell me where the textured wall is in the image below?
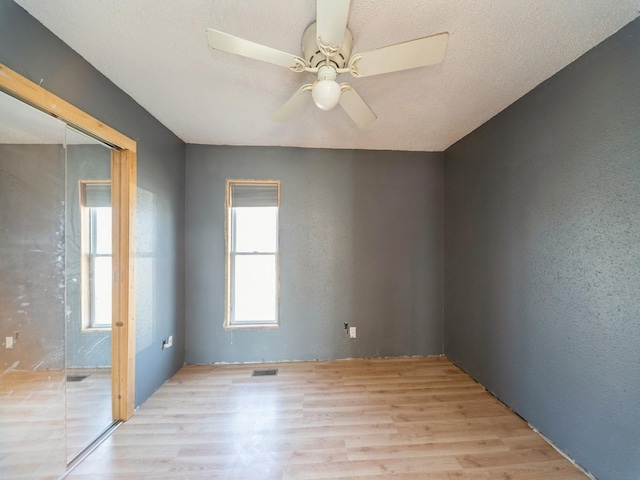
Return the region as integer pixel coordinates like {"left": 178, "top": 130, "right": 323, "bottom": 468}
{"left": 186, "top": 146, "right": 443, "bottom": 364}
{"left": 0, "top": 145, "right": 65, "bottom": 371}
{"left": 444, "top": 18, "right": 640, "bottom": 480}
{"left": 0, "top": 0, "right": 186, "bottom": 406}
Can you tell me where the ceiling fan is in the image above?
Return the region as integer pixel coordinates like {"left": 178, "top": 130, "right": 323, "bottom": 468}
{"left": 206, "top": 0, "right": 448, "bottom": 127}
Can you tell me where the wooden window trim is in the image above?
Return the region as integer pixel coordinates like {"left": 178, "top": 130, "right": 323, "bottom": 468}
{"left": 0, "top": 63, "right": 137, "bottom": 421}
{"left": 225, "top": 179, "right": 281, "bottom": 329}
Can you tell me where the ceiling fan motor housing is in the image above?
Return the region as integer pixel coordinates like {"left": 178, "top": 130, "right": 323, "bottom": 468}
{"left": 302, "top": 22, "right": 354, "bottom": 69}
{"left": 206, "top": 4, "right": 449, "bottom": 128}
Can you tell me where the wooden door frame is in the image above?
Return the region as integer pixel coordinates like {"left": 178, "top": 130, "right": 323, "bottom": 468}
{"left": 0, "top": 63, "right": 136, "bottom": 420}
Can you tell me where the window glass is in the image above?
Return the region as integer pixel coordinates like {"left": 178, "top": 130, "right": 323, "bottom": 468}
{"left": 233, "top": 207, "right": 277, "bottom": 253}
{"left": 232, "top": 255, "right": 277, "bottom": 322}
{"left": 92, "top": 255, "right": 112, "bottom": 326}
{"left": 93, "top": 207, "right": 112, "bottom": 255}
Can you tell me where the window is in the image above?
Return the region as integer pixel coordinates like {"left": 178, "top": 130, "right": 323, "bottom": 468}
{"left": 80, "top": 181, "right": 112, "bottom": 330}
{"left": 226, "top": 181, "right": 280, "bottom": 327}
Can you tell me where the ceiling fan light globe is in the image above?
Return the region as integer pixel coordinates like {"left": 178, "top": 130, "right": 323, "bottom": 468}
{"left": 312, "top": 80, "right": 341, "bottom": 110}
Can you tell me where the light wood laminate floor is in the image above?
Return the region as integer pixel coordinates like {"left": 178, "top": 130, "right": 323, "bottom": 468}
{"left": 69, "top": 357, "right": 588, "bottom": 479}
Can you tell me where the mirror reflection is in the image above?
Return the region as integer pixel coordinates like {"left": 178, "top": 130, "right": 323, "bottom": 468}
{"left": 0, "top": 90, "right": 67, "bottom": 477}
{"left": 0, "top": 90, "right": 115, "bottom": 475}
{"left": 64, "top": 126, "right": 113, "bottom": 462}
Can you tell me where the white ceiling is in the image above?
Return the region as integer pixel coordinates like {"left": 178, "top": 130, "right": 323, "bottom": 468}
{"left": 13, "top": 0, "right": 640, "bottom": 152}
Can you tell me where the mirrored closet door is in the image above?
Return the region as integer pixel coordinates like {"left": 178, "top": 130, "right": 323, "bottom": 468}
{"left": 65, "top": 126, "right": 115, "bottom": 462}
{"left": 0, "top": 89, "right": 69, "bottom": 477}
{"left": 0, "top": 88, "right": 115, "bottom": 474}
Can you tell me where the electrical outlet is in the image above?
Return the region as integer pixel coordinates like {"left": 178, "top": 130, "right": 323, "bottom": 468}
{"left": 162, "top": 335, "right": 173, "bottom": 350}
{"left": 6, "top": 336, "right": 13, "bottom": 349}
{"left": 349, "top": 326, "right": 356, "bottom": 339}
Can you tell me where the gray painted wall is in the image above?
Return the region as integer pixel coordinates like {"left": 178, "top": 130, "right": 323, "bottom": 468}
{"left": 0, "top": 0, "right": 186, "bottom": 406}
{"left": 0, "top": 145, "right": 65, "bottom": 371}
{"left": 186, "top": 145, "right": 443, "bottom": 364}
{"left": 444, "top": 18, "right": 640, "bottom": 480}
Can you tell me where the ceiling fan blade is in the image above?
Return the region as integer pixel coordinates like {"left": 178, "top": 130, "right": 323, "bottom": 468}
{"left": 339, "top": 85, "right": 376, "bottom": 128}
{"left": 273, "top": 85, "right": 313, "bottom": 122}
{"left": 207, "top": 28, "right": 304, "bottom": 70}
{"left": 316, "top": 0, "right": 351, "bottom": 50}
{"left": 350, "top": 32, "right": 449, "bottom": 77}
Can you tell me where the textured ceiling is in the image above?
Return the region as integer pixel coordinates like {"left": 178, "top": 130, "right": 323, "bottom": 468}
{"left": 14, "top": 0, "right": 640, "bottom": 151}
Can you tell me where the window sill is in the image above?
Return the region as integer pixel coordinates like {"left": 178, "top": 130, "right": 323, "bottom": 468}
{"left": 224, "top": 323, "right": 279, "bottom": 330}
{"left": 81, "top": 327, "right": 112, "bottom": 333}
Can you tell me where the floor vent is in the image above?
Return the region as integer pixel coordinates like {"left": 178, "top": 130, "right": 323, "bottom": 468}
{"left": 252, "top": 369, "right": 278, "bottom": 377}
{"left": 67, "top": 375, "right": 89, "bottom": 382}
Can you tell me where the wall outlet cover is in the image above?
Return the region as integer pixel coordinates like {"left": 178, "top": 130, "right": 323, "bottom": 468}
{"left": 6, "top": 336, "right": 14, "bottom": 349}
{"left": 349, "top": 326, "right": 356, "bottom": 339}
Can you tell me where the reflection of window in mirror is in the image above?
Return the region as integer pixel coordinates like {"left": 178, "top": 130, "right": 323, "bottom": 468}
{"left": 80, "top": 181, "right": 112, "bottom": 330}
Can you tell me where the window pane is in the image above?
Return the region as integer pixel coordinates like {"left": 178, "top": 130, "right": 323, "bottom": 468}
{"left": 94, "top": 207, "right": 112, "bottom": 254}
{"left": 92, "top": 256, "right": 112, "bottom": 326}
{"left": 233, "top": 207, "right": 277, "bottom": 253}
{"left": 233, "top": 255, "right": 276, "bottom": 323}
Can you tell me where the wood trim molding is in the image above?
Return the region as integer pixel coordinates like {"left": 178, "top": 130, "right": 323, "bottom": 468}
{"left": 0, "top": 62, "right": 137, "bottom": 421}
{"left": 111, "top": 150, "right": 137, "bottom": 421}
{"left": 224, "top": 180, "right": 281, "bottom": 329}
{"left": 0, "top": 63, "right": 136, "bottom": 152}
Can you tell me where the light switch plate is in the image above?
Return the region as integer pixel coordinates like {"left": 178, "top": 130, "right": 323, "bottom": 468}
{"left": 349, "top": 326, "right": 356, "bottom": 339}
